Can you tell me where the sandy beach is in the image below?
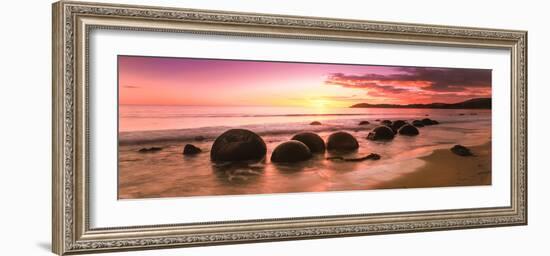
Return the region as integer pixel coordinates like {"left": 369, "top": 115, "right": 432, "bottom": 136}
{"left": 372, "top": 141, "right": 491, "bottom": 189}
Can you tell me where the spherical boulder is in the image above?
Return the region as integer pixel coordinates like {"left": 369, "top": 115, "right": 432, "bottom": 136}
{"left": 327, "top": 131, "right": 359, "bottom": 151}
{"left": 412, "top": 120, "right": 424, "bottom": 127}
{"left": 210, "top": 129, "right": 267, "bottom": 162}
{"left": 271, "top": 141, "right": 312, "bottom": 163}
{"left": 367, "top": 126, "right": 395, "bottom": 141}
{"left": 421, "top": 118, "right": 439, "bottom": 125}
{"left": 183, "top": 144, "right": 202, "bottom": 155}
{"left": 358, "top": 121, "right": 370, "bottom": 125}
{"left": 398, "top": 124, "right": 419, "bottom": 136}
{"left": 310, "top": 121, "right": 322, "bottom": 125}
{"left": 381, "top": 120, "right": 392, "bottom": 126}
{"left": 291, "top": 132, "right": 326, "bottom": 153}
{"left": 391, "top": 120, "right": 407, "bottom": 132}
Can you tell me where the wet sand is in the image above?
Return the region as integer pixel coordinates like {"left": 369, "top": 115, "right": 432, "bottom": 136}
{"left": 373, "top": 142, "right": 491, "bottom": 189}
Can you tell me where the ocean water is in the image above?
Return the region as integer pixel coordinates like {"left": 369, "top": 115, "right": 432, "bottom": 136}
{"left": 118, "top": 105, "right": 491, "bottom": 199}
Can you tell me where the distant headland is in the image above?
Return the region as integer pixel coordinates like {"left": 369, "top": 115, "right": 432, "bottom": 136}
{"left": 350, "top": 98, "right": 491, "bottom": 109}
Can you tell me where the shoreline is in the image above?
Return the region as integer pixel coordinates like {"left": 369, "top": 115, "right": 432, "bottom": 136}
{"left": 372, "top": 141, "right": 492, "bottom": 189}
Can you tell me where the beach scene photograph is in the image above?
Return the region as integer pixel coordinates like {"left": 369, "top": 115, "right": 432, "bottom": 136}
{"left": 117, "top": 55, "right": 492, "bottom": 199}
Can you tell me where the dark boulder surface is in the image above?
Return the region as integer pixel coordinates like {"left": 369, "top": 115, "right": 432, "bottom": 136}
{"left": 310, "top": 121, "right": 322, "bottom": 125}
{"left": 271, "top": 141, "right": 312, "bottom": 163}
{"left": 451, "top": 145, "right": 474, "bottom": 156}
{"left": 138, "top": 147, "right": 162, "bottom": 153}
{"left": 291, "top": 132, "right": 326, "bottom": 153}
{"left": 358, "top": 121, "right": 370, "bottom": 125}
{"left": 398, "top": 124, "right": 419, "bottom": 136}
{"left": 391, "top": 120, "right": 407, "bottom": 132}
{"left": 327, "top": 131, "right": 359, "bottom": 151}
{"left": 412, "top": 120, "right": 425, "bottom": 127}
{"left": 183, "top": 144, "right": 202, "bottom": 155}
{"left": 381, "top": 120, "right": 392, "bottom": 126}
{"left": 367, "top": 126, "right": 395, "bottom": 141}
{"left": 210, "top": 129, "right": 267, "bottom": 162}
{"left": 421, "top": 118, "right": 439, "bottom": 125}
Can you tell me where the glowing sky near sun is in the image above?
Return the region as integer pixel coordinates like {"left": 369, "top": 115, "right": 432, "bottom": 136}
{"left": 118, "top": 55, "right": 492, "bottom": 108}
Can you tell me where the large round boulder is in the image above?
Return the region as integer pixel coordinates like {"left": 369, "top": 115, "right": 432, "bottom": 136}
{"left": 327, "top": 131, "right": 359, "bottom": 151}
{"left": 271, "top": 141, "right": 312, "bottom": 163}
{"left": 291, "top": 132, "right": 326, "bottom": 153}
{"left": 398, "top": 124, "right": 419, "bottom": 136}
{"left": 391, "top": 120, "right": 407, "bottom": 132}
{"left": 367, "top": 126, "right": 395, "bottom": 141}
{"left": 210, "top": 129, "right": 267, "bottom": 162}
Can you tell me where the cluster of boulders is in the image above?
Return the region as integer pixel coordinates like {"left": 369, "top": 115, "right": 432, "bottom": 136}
{"left": 364, "top": 118, "right": 440, "bottom": 141}
{"left": 191, "top": 128, "right": 378, "bottom": 164}
{"left": 140, "top": 118, "right": 443, "bottom": 165}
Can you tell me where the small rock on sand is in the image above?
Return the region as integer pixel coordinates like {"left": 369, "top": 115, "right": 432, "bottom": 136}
{"left": 271, "top": 141, "right": 312, "bottom": 163}
{"left": 327, "top": 131, "right": 359, "bottom": 151}
{"left": 451, "top": 145, "right": 474, "bottom": 156}
{"left": 358, "top": 121, "right": 370, "bottom": 125}
{"left": 183, "top": 144, "right": 202, "bottom": 155}
{"left": 291, "top": 132, "right": 326, "bottom": 153}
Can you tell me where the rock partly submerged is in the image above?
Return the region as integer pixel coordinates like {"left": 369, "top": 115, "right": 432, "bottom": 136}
{"left": 210, "top": 129, "right": 267, "bottom": 162}
{"left": 310, "top": 121, "right": 322, "bottom": 125}
{"left": 412, "top": 120, "right": 425, "bottom": 127}
{"left": 390, "top": 120, "right": 407, "bottom": 133}
{"left": 327, "top": 131, "right": 359, "bottom": 151}
{"left": 451, "top": 145, "right": 474, "bottom": 156}
{"left": 421, "top": 118, "right": 439, "bottom": 125}
{"left": 398, "top": 124, "right": 420, "bottom": 136}
{"left": 183, "top": 144, "right": 201, "bottom": 155}
{"left": 138, "top": 147, "right": 162, "bottom": 153}
{"left": 291, "top": 132, "right": 326, "bottom": 153}
{"left": 358, "top": 121, "right": 370, "bottom": 125}
{"left": 367, "top": 126, "right": 395, "bottom": 141}
{"left": 381, "top": 120, "right": 392, "bottom": 126}
{"left": 271, "top": 140, "right": 312, "bottom": 163}
{"left": 194, "top": 136, "right": 206, "bottom": 141}
{"left": 327, "top": 153, "right": 381, "bottom": 162}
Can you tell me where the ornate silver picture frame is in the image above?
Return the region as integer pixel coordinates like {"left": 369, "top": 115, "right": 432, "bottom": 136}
{"left": 52, "top": 1, "right": 527, "bottom": 255}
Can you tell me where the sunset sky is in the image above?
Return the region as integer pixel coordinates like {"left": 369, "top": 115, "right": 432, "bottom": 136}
{"left": 118, "top": 55, "right": 492, "bottom": 108}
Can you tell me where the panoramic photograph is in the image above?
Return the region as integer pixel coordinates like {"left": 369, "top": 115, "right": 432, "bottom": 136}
{"left": 117, "top": 55, "right": 492, "bottom": 199}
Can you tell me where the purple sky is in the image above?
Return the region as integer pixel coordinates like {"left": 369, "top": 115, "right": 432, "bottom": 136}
{"left": 118, "top": 55, "right": 492, "bottom": 107}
